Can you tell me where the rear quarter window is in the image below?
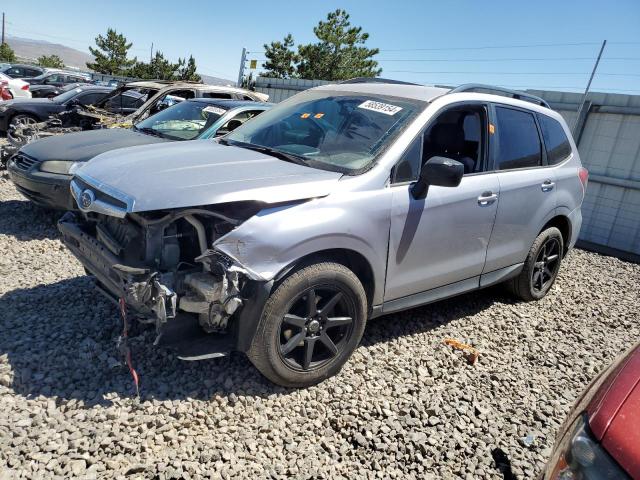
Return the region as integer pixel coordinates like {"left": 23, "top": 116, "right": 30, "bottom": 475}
{"left": 537, "top": 114, "right": 572, "bottom": 165}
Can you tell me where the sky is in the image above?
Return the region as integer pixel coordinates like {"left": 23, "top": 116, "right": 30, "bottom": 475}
{"left": 3, "top": 0, "right": 640, "bottom": 94}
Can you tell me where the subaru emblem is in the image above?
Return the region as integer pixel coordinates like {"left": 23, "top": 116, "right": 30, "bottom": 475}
{"left": 80, "top": 189, "right": 95, "bottom": 209}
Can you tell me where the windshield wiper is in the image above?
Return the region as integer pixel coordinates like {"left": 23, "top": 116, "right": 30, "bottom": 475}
{"left": 219, "top": 139, "right": 307, "bottom": 166}
{"left": 134, "top": 126, "right": 164, "bottom": 138}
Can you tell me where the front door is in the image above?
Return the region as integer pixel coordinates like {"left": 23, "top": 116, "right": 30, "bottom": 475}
{"left": 384, "top": 103, "right": 499, "bottom": 303}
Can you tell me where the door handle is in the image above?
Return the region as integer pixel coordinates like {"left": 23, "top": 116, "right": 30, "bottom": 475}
{"left": 477, "top": 191, "right": 498, "bottom": 206}
{"left": 541, "top": 180, "right": 555, "bottom": 192}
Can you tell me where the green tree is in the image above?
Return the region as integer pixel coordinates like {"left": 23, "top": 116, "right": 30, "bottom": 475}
{"left": 177, "top": 55, "right": 201, "bottom": 82}
{"left": 258, "top": 10, "right": 381, "bottom": 81}
{"left": 130, "top": 51, "right": 181, "bottom": 80}
{"left": 263, "top": 33, "right": 299, "bottom": 78}
{"left": 86, "top": 28, "right": 136, "bottom": 75}
{"left": 0, "top": 43, "right": 16, "bottom": 62}
{"left": 37, "top": 54, "right": 65, "bottom": 68}
{"left": 296, "top": 9, "right": 381, "bottom": 80}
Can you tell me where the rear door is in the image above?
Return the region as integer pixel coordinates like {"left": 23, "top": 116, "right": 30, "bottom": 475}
{"left": 483, "top": 104, "right": 557, "bottom": 272}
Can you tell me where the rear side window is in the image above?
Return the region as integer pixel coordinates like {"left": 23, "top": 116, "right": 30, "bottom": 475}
{"left": 494, "top": 106, "right": 542, "bottom": 170}
{"left": 538, "top": 114, "right": 572, "bottom": 165}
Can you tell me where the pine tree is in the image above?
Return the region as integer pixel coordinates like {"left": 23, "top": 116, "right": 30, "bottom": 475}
{"left": 86, "top": 28, "right": 136, "bottom": 75}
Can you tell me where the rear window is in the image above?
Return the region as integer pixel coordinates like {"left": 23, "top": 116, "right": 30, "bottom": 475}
{"left": 538, "top": 114, "right": 572, "bottom": 165}
{"left": 494, "top": 106, "right": 542, "bottom": 170}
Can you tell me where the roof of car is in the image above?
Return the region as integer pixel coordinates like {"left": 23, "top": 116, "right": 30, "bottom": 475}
{"left": 69, "top": 85, "right": 114, "bottom": 93}
{"left": 313, "top": 80, "right": 556, "bottom": 115}
{"left": 2, "top": 63, "right": 43, "bottom": 69}
{"left": 186, "top": 98, "right": 272, "bottom": 109}
{"left": 313, "top": 82, "right": 450, "bottom": 102}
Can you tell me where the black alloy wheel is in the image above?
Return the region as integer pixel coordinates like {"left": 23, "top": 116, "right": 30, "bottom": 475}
{"left": 278, "top": 286, "right": 355, "bottom": 371}
{"left": 531, "top": 237, "right": 561, "bottom": 294}
{"left": 247, "top": 262, "right": 367, "bottom": 387}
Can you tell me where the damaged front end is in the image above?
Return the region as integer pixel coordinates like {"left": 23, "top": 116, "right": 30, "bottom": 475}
{"left": 58, "top": 196, "right": 267, "bottom": 359}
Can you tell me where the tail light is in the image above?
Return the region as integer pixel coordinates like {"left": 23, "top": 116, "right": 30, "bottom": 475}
{"left": 578, "top": 167, "right": 589, "bottom": 191}
{"left": 21, "top": 84, "right": 29, "bottom": 91}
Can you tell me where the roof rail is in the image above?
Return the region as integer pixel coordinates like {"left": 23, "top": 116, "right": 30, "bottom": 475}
{"left": 450, "top": 83, "right": 550, "bottom": 108}
{"left": 340, "top": 77, "right": 420, "bottom": 86}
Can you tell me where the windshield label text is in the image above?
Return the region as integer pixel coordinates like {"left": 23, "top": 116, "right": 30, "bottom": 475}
{"left": 358, "top": 100, "right": 403, "bottom": 116}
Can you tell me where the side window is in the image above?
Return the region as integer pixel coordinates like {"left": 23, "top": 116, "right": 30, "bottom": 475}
{"left": 392, "top": 105, "right": 487, "bottom": 184}
{"left": 537, "top": 114, "right": 572, "bottom": 165}
{"left": 393, "top": 135, "right": 422, "bottom": 183}
{"left": 6, "top": 67, "right": 22, "bottom": 77}
{"left": 203, "top": 92, "right": 233, "bottom": 99}
{"left": 26, "top": 68, "right": 41, "bottom": 77}
{"left": 494, "top": 106, "right": 542, "bottom": 170}
{"left": 77, "top": 92, "right": 107, "bottom": 106}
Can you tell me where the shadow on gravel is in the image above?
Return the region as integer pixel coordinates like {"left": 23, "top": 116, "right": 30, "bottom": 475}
{"left": 362, "top": 285, "right": 513, "bottom": 347}
{"left": 0, "top": 276, "right": 514, "bottom": 406}
{"left": 0, "top": 277, "right": 288, "bottom": 405}
{"left": 0, "top": 199, "right": 61, "bottom": 241}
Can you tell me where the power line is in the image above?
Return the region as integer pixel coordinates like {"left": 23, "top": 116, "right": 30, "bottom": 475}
{"left": 377, "top": 41, "right": 603, "bottom": 52}
{"left": 375, "top": 57, "right": 640, "bottom": 62}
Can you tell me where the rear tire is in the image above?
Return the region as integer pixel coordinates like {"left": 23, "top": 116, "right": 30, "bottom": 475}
{"left": 247, "top": 262, "right": 367, "bottom": 388}
{"left": 507, "top": 227, "right": 564, "bottom": 301}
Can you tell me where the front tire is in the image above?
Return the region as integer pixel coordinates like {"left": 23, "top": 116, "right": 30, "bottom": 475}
{"left": 247, "top": 262, "right": 367, "bottom": 387}
{"left": 507, "top": 227, "right": 564, "bottom": 301}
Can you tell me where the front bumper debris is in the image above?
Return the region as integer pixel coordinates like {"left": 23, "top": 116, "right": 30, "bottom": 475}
{"left": 57, "top": 212, "right": 260, "bottom": 360}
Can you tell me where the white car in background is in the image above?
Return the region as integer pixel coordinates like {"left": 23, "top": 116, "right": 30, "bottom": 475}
{"left": 0, "top": 72, "right": 31, "bottom": 99}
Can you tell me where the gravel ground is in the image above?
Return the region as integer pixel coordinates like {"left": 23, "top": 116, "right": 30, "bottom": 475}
{"left": 0, "top": 174, "right": 638, "bottom": 479}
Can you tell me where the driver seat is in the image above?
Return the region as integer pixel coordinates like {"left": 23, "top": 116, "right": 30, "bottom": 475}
{"left": 428, "top": 123, "right": 475, "bottom": 174}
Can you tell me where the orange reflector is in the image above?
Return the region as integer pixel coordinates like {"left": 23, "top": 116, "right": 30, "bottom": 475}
{"left": 489, "top": 124, "right": 495, "bottom": 134}
{"left": 301, "top": 113, "right": 311, "bottom": 119}
{"left": 314, "top": 113, "right": 324, "bottom": 119}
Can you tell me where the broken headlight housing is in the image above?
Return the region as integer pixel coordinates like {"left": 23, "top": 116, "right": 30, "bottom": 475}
{"left": 547, "top": 414, "right": 630, "bottom": 480}
{"left": 40, "top": 160, "right": 75, "bottom": 175}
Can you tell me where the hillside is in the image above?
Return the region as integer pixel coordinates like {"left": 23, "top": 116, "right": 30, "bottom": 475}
{"left": 5, "top": 35, "right": 234, "bottom": 85}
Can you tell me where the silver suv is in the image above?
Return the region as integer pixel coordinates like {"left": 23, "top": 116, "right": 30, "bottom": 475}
{"left": 59, "top": 81, "right": 588, "bottom": 387}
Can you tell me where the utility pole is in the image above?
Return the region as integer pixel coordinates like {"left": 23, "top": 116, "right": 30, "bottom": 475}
{"left": 573, "top": 40, "right": 606, "bottom": 136}
{"left": 2, "top": 13, "right": 5, "bottom": 45}
{"left": 237, "top": 47, "right": 247, "bottom": 87}
{"left": 150, "top": 42, "right": 153, "bottom": 62}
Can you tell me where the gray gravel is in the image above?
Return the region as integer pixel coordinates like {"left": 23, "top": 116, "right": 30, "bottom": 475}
{"left": 0, "top": 174, "right": 638, "bottom": 479}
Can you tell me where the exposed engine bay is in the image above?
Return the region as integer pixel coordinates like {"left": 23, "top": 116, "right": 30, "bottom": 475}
{"left": 58, "top": 201, "right": 264, "bottom": 346}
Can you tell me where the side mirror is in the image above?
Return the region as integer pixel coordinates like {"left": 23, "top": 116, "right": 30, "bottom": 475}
{"left": 410, "top": 156, "right": 464, "bottom": 200}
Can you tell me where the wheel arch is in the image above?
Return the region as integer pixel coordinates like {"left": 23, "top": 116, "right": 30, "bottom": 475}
{"left": 540, "top": 215, "right": 572, "bottom": 255}
{"left": 274, "top": 248, "right": 376, "bottom": 312}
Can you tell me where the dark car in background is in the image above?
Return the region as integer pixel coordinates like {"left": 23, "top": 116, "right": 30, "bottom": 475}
{"left": 0, "top": 85, "right": 128, "bottom": 133}
{"left": 0, "top": 63, "right": 46, "bottom": 80}
{"left": 542, "top": 342, "right": 640, "bottom": 479}
{"left": 25, "top": 70, "right": 91, "bottom": 87}
{"left": 29, "top": 82, "right": 86, "bottom": 99}
{"left": 7, "top": 98, "right": 271, "bottom": 209}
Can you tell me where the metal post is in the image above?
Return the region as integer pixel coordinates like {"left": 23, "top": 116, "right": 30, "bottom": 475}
{"left": 237, "top": 47, "right": 247, "bottom": 88}
{"left": 573, "top": 40, "right": 606, "bottom": 136}
{"left": 150, "top": 42, "right": 154, "bottom": 62}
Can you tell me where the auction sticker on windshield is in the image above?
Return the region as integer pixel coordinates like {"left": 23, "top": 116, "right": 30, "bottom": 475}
{"left": 203, "top": 106, "right": 226, "bottom": 116}
{"left": 358, "top": 100, "right": 403, "bottom": 116}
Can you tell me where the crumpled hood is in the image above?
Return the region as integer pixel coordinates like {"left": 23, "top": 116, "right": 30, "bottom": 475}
{"left": 74, "top": 140, "right": 343, "bottom": 212}
{"left": 20, "top": 128, "right": 168, "bottom": 163}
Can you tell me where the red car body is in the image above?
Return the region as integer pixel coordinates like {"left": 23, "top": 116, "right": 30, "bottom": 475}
{"left": 543, "top": 342, "right": 640, "bottom": 479}
{"left": 587, "top": 343, "right": 640, "bottom": 478}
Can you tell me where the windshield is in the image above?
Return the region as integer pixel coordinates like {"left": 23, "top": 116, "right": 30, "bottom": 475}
{"left": 134, "top": 101, "right": 227, "bottom": 140}
{"left": 51, "top": 88, "right": 85, "bottom": 104}
{"left": 224, "top": 89, "right": 426, "bottom": 173}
